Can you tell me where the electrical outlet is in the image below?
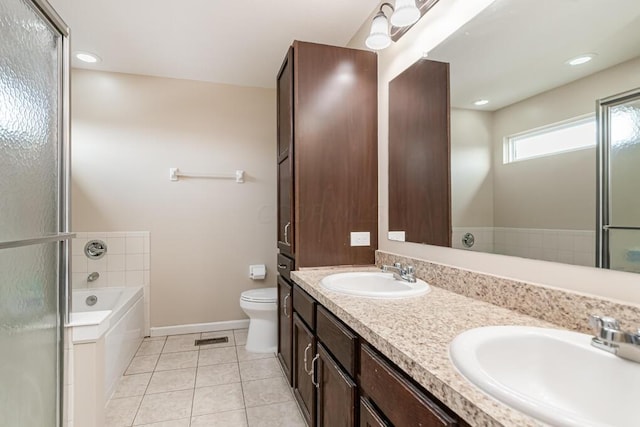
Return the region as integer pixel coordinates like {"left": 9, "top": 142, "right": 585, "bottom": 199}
{"left": 350, "top": 232, "right": 370, "bottom": 247}
{"left": 388, "top": 231, "right": 406, "bottom": 242}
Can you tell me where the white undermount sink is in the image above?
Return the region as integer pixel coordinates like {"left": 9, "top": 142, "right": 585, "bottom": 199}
{"left": 320, "top": 272, "right": 430, "bottom": 299}
{"left": 449, "top": 326, "right": 640, "bottom": 427}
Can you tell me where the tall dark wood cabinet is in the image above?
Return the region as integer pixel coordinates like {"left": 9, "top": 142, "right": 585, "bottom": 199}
{"left": 276, "top": 41, "right": 378, "bottom": 388}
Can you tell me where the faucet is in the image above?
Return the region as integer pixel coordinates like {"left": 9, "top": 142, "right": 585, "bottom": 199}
{"left": 87, "top": 272, "right": 100, "bottom": 282}
{"left": 381, "top": 262, "right": 416, "bottom": 283}
{"left": 589, "top": 314, "right": 640, "bottom": 363}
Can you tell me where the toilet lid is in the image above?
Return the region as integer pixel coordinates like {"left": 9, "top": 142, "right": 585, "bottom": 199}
{"left": 241, "top": 287, "right": 277, "bottom": 303}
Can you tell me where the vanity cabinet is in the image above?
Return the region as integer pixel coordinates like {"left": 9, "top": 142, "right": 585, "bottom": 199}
{"left": 289, "top": 282, "right": 469, "bottom": 427}
{"left": 276, "top": 40, "right": 377, "bottom": 390}
{"left": 277, "top": 275, "right": 293, "bottom": 385}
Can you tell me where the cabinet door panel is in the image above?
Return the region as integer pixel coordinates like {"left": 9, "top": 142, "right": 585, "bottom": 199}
{"left": 277, "top": 47, "right": 293, "bottom": 160}
{"left": 317, "top": 344, "right": 356, "bottom": 427}
{"left": 360, "top": 398, "right": 389, "bottom": 427}
{"left": 277, "top": 277, "right": 293, "bottom": 385}
{"left": 277, "top": 156, "right": 293, "bottom": 256}
{"left": 293, "top": 314, "right": 316, "bottom": 427}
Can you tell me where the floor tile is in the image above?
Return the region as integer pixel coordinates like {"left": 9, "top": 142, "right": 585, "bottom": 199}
{"left": 136, "top": 340, "right": 165, "bottom": 356}
{"left": 191, "top": 409, "right": 248, "bottom": 427}
{"left": 143, "top": 336, "right": 167, "bottom": 343}
{"left": 126, "top": 354, "right": 160, "bottom": 375}
{"left": 233, "top": 329, "right": 248, "bottom": 346}
{"left": 112, "top": 373, "right": 152, "bottom": 399}
{"left": 198, "top": 330, "right": 236, "bottom": 349}
{"left": 236, "top": 346, "right": 275, "bottom": 362}
{"left": 238, "top": 358, "right": 283, "bottom": 382}
{"left": 155, "top": 351, "right": 199, "bottom": 371}
{"left": 163, "top": 334, "right": 201, "bottom": 353}
{"left": 134, "top": 389, "right": 193, "bottom": 425}
{"left": 105, "top": 395, "right": 142, "bottom": 427}
{"left": 146, "top": 368, "right": 196, "bottom": 394}
{"left": 246, "top": 401, "right": 305, "bottom": 427}
{"left": 242, "top": 377, "right": 292, "bottom": 408}
{"left": 136, "top": 419, "right": 190, "bottom": 427}
{"left": 199, "top": 347, "right": 238, "bottom": 366}
{"left": 196, "top": 363, "right": 241, "bottom": 388}
{"left": 192, "top": 383, "right": 244, "bottom": 416}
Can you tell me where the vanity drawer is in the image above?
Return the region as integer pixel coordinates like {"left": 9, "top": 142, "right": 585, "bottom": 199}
{"left": 277, "top": 253, "right": 294, "bottom": 281}
{"left": 316, "top": 305, "right": 358, "bottom": 377}
{"left": 360, "top": 344, "right": 458, "bottom": 427}
{"left": 293, "top": 284, "right": 316, "bottom": 329}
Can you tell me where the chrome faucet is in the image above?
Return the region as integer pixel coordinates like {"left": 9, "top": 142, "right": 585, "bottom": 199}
{"left": 381, "top": 262, "right": 416, "bottom": 283}
{"left": 589, "top": 314, "right": 640, "bottom": 363}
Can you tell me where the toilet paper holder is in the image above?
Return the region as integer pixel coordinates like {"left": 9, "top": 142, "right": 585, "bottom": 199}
{"left": 249, "top": 264, "right": 266, "bottom": 280}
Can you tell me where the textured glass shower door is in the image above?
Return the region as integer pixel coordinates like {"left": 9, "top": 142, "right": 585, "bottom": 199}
{"left": 597, "top": 90, "right": 640, "bottom": 273}
{"left": 0, "top": 0, "right": 70, "bottom": 426}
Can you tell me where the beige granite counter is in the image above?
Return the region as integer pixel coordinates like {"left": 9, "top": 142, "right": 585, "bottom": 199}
{"left": 291, "top": 266, "right": 555, "bottom": 427}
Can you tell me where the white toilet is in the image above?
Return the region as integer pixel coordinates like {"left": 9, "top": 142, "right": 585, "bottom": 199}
{"left": 239, "top": 287, "right": 278, "bottom": 353}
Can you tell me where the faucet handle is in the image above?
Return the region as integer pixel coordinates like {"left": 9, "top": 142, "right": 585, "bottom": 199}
{"left": 393, "top": 262, "right": 402, "bottom": 269}
{"left": 589, "top": 315, "right": 620, "bottom": 331}
{"left": 406, "top": 266, "right": 414, "bottom": 275}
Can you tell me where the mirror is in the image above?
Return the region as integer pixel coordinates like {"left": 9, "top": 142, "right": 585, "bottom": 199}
{"left": 389, "top": 0, "right": 640, "bottom": 271}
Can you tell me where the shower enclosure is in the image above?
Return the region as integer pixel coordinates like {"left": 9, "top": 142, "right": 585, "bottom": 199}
{"left": 597, "top": 88, "right": 640, "bottom": 274}
{"left": 0, "top": 0, "right": 70, "bottom": 426}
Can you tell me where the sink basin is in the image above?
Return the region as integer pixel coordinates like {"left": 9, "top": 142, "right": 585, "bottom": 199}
{"left": 320, "top": 272, "right": 430, "bottom": 299}
{"left": 450, "top": 326, "right": 640, "bottom": 427}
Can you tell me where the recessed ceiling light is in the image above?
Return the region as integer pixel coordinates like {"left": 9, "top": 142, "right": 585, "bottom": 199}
{"left": 75, "top": 52, "right": 101, "bottom": 63}
{"left": 474, "top": 99, "right": 489, "bottom": 106}
{"left": 566, "top": 54, "right": 595, "bottom": 66}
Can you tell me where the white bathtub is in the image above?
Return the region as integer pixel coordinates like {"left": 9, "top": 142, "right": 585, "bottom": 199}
{"left": 69, "top": 286, "right": 144, "bottom": 405}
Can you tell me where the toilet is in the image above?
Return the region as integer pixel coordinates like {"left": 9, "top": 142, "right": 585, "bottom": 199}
{"left": 239, "top": 287, "right": 278, "bottom": 353}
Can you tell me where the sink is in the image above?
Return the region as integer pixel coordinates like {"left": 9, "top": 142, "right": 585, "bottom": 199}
{"left": 450, "top": 326, "right": 640, "bottom": 427}
{"left": 319, "top": 272, "right": 430, "bottom": 299}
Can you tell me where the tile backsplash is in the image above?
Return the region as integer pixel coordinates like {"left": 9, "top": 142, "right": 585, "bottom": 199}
{"left": 71, "top": 231, "right": 150, "bottom": 289}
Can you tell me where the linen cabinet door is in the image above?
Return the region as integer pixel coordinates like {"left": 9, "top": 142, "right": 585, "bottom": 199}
{"left": 277, "top": 276, "right": 293, "bottom": 385}
{"left": 293, "top": 313, "right": 316, "bottom": 426}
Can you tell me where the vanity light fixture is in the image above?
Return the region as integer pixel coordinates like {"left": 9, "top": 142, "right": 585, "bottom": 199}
{"left": 566, "top": 54, "right": 595, "bottom": 66}
{"left": 74, "top": 51, "right": 101, "bottom": 63}
{"left": 365, "top": 0, "right": 421, "bottom": 50}
{"left": 474, "top": 99, "right": 489, "bottom": 106}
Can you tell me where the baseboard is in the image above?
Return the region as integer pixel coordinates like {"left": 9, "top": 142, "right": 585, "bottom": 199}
{"left": 149, "top": 319, "right": 250, "bottom": 337}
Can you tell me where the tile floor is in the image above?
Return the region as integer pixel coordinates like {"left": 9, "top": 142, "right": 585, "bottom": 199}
{"left": 105, "top": 329, "right": 305, "bottom": 427}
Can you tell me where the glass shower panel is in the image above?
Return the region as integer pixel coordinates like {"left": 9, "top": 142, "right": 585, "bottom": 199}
{"left": 0, "top": 0, "right": 60, "bottom": 242}
{"left": 609, "top": 229, "right": 640, "bottom": 274}
{"left": 609, "top": 99, "right": 640, "bottom": 226}
{"left": 0, "top": 242, "right": 59, "bottom": 426}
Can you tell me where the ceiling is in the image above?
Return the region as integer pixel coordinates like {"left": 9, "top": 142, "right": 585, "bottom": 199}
{"left": 427, "top": 0, "right": 640, "bottom": 110}
{"left": 48, "top": 0, "right": 380, "bottom": 88}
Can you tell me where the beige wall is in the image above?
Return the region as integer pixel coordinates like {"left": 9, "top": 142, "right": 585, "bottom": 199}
{"left": 450, "top": 108, "right": 494, "bottom": 227}
{"left": 71, "top": 70, "right": 277, "bottom": 327}
{"left": 350, "top": 3, "right": 640, "bottom": 305}
{"left": 492, "top": 57, "right": 640, "bottom": 230}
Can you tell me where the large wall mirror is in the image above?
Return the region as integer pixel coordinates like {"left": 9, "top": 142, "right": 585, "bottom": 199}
{"left": 388, "top": 0, "right": 640, "bottom": 273}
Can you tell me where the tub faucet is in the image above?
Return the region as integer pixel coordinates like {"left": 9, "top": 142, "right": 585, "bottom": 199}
{"left": 381, "top": 262, "right": 416, "bottom": 283}
{"left": 87, "top": 272, "right": 100, "bottom": 282}
{"left": 589, "top": 314, "right": 640, "bottom": 363}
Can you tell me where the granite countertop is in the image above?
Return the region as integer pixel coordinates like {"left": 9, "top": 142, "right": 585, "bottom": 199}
{"left": 291, "top": 266, "right": 556, "bottom": 427}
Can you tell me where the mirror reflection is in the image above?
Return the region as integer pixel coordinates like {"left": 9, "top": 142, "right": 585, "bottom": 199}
{"left": 389, "top": 0, "right": 640, "bottom": 272}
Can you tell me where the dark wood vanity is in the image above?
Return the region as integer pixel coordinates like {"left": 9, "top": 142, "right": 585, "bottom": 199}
{"left": 276, "top": 40, "right": 378, "bottom": 387}
{"left": 288, "top": 282, "right": 468, "bottom": 427}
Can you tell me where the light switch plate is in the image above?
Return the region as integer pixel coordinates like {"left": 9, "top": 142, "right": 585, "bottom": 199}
{"left": 350, "top": 232, "right": 370, "bottom": 247}
{"left": 388, "top": 231, "right": 406, "bottom": 242}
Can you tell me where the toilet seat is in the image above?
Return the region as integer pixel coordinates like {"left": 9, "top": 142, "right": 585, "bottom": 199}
{"left": 240, "top": 287, "right": 277, "bottom": 303}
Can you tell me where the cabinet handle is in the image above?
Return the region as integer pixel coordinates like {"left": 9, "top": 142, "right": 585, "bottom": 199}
{"left": 303, "top": 343, "right": 313, "bottom": 375}
{"left": 282, "top": 294, "right": 290, "bottom": 318}
{"left": 284, "top": 222, "right": 291, "bottom": 245}
{"left": 278, "top": 264, "right": 288, "bottom": 270}
{"left": 310, "top": 353, "right": 320, "bottom": 388}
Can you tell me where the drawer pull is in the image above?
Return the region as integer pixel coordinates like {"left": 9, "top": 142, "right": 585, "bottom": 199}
{"left": 278, "top": 264, "right": 288, "bottom": 269}
{"left": 303, "top": 343, "right": 313, "bottom": 375}
{"left": 283, "top": 294, "right": 290, "bottom": 318}
{"left": 310, "top": 353, "right": 320, "bottom": 388}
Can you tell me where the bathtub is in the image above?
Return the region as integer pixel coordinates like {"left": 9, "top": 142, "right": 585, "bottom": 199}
{"left": 69, "top": 286, "right": 144, "bottom": 412}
